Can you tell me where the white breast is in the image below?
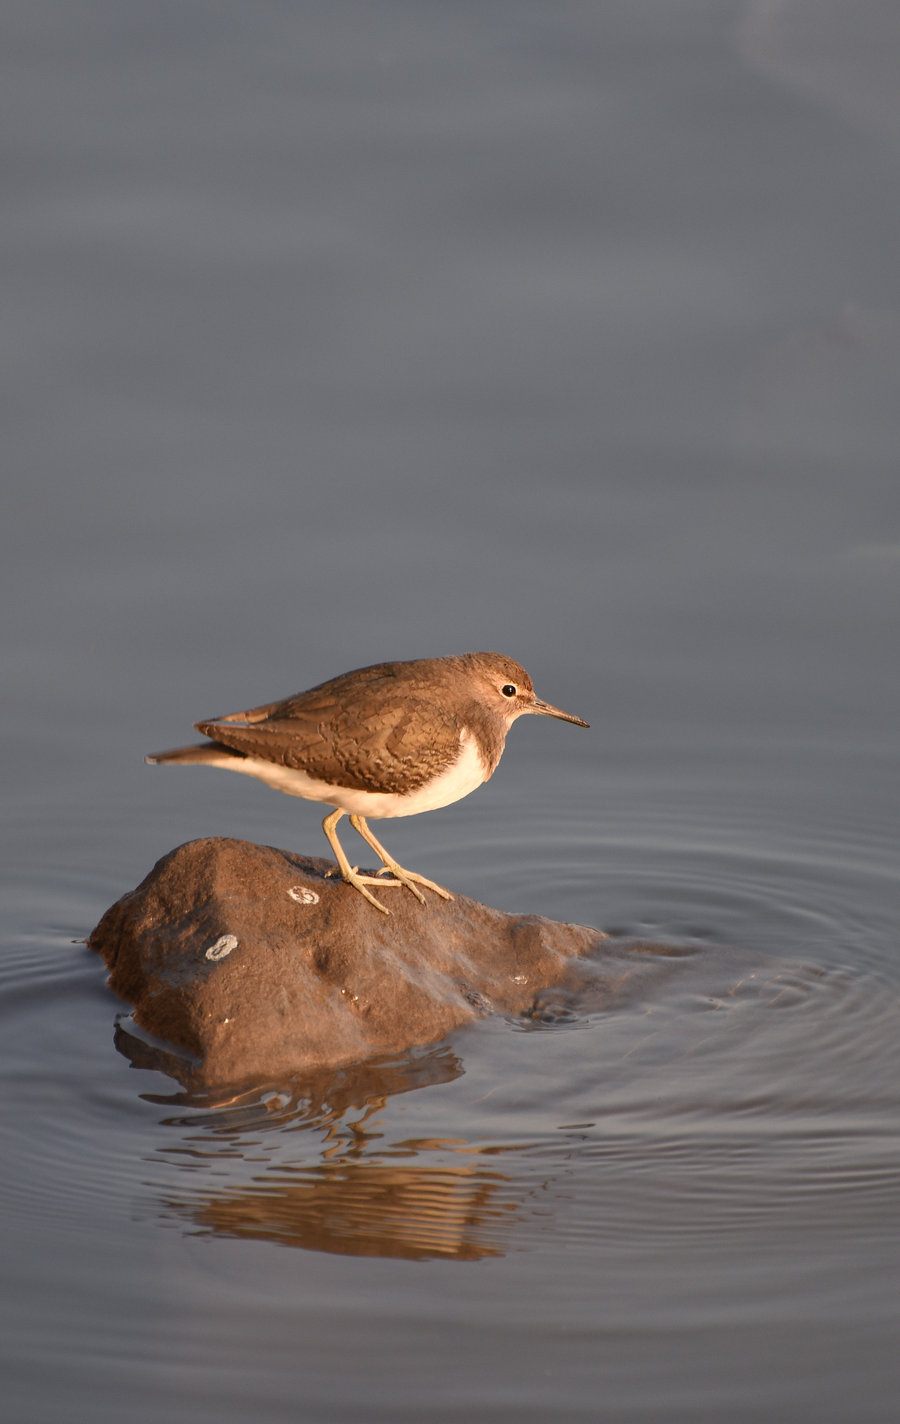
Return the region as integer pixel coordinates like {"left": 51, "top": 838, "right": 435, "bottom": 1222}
{"left": 212, "top": 727, "right": 489, "bottom": 820}
{"left": 381, "top": 729, "right": 488, "bottom": 817}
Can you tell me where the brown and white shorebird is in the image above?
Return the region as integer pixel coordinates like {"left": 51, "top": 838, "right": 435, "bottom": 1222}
{"left": 146, "top": 652, "right": 589, "bottom": 913}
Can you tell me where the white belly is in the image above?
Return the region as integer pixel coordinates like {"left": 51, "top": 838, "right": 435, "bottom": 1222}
{"left": 215, "top": 728, "right": 489, "bottom": 819}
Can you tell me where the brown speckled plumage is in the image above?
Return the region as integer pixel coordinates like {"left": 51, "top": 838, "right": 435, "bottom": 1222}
{"left": 194, "top": 653, "right": 531, "bottom": 794}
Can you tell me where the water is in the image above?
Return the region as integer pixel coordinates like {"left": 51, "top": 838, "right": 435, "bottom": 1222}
{"left": 3, "top": 3, "right": 900, "bottom": 1420}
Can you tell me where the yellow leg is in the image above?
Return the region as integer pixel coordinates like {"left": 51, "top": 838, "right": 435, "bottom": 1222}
{"left": 322, "top": 808, "right": 402, "bottom": 914}
{"left": 349, "top": 815, "right": 453, "bottom": 903}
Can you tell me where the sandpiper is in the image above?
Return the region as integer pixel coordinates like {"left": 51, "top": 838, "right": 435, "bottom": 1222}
{"left": 146, "top": 652, "right": 589, "bottom": 912}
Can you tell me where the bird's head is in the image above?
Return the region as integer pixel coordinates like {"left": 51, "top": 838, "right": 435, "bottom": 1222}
{"left": 463, "top": 652, "right": 589, "bottom": 731}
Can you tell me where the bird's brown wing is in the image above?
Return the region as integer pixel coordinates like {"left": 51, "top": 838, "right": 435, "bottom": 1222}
{"left": 195, "top": 662, "right": 462, "bottom": 794}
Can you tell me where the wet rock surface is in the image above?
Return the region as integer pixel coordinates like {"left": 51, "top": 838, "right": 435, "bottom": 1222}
{"left": 89, "top": 837, "right": 606, "bottom": 1087}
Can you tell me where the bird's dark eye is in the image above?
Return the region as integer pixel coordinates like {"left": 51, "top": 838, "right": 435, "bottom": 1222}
{"left": 501, "top": 683, "right": 517, "bottom": 698}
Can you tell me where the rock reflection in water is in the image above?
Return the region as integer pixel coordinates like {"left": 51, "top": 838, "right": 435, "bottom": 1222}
{"left": 135, "top": 1045, "right": 523, "bottom": 1260}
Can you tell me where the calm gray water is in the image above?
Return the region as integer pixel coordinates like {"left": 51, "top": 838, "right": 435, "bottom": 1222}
{"left": 3, "top": 3, "right": 900, "bottom": 1421}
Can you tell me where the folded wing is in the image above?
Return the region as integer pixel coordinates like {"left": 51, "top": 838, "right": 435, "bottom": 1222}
{"left": 195, "top": 664, "right": 461, "bottom": 795}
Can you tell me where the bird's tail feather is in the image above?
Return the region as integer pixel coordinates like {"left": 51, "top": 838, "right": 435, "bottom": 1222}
{"left": 145, "top": 742, "right": 245, "bottom": 767}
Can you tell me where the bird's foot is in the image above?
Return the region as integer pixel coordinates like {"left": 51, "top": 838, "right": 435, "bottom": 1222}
{"left": 375, "top": 863, "right": 453, "bottom": 904}
{"left": 345, "top": 815, "right": 453, "bottom": 908}
{"left": 325, "top": 864, "right": 403, "bottom": 914}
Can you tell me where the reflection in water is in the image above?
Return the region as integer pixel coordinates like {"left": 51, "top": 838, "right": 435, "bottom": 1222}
{"left": 133, "top": 1044, "right": 526, "bottom": 1259}
{"left": 104, "top": 923, "right": 900, "bottom": 1274}
{"left": 168, "top": 1162, "right": 517, "bottom": 1261}
{"left": 113, "top": 939, "right": 714, "bottom": 1263}
{"left": 128, "top": 1036, "right": 465, "bottom": 1121}
{"left": 114, "top": 944, "right": 698, "bottom": 1262}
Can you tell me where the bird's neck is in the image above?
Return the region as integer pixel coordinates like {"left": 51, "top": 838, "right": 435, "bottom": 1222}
{"left": 459, "top": 705, "right": 508, "bottom": 779}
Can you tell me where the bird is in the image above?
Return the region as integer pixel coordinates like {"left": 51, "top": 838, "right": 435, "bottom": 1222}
{"left": 146, "top": 651, "right": 589, "bottom": 913}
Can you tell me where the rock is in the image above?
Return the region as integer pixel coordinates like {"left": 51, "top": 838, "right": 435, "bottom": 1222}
{"left": 89, "top": 837, "right": 605, "bottom": 1088}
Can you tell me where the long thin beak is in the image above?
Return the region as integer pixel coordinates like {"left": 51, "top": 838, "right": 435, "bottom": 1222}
{"left": 530, "top": 696, "right": 589, "bottom": 728}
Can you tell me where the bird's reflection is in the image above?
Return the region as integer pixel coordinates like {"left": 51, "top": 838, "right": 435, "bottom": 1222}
{"left": 168, "top": 1161, "right": 517, "bottom": 1261}
{"left": 117, "top": 1032, "right": 526, "bottom": 1260}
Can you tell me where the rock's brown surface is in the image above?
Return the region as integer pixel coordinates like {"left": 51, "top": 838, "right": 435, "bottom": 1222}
{"left": 89, "top": 837, "right": 604, "bottom": 1087}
